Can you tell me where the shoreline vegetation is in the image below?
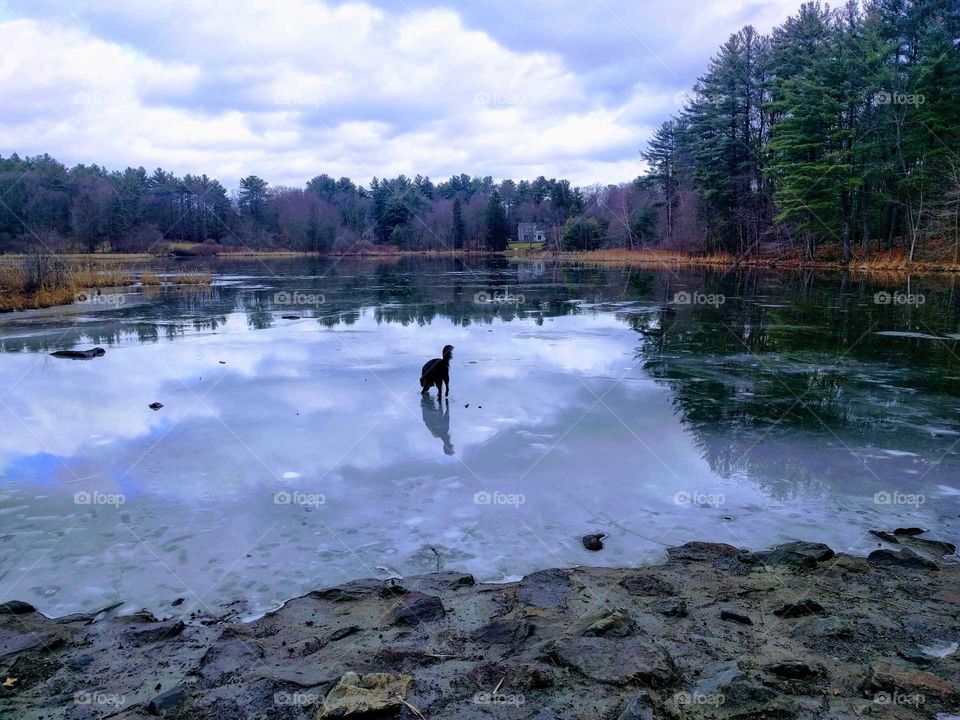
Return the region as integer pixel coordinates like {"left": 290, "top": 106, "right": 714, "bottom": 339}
{"left": 1, "top": 534, "right": 957, "bottom": 719}
{"left": 2, "top": 245, "right": 958, "bottom": 312}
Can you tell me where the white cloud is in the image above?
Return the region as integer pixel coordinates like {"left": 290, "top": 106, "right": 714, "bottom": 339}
{"left": 0, "top": 0, "right": 807, "bottom": 186}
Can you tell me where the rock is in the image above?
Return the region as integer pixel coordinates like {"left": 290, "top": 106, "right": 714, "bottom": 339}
{"left": 149, "top": 402, "right": 164, "bottom": 410}
{"left": 471, "top": 619, "right": 534, "bottom": 646}
{"left": 719, "top": 609, "right": 753, "bottom": 626}
{"left": 579, "top": 609, "right": 638, "bottom": 638}
{"left": 0, "top": 600, "right": 35, "bottom": 615}
{"left": 318, "top": 671, "right": 412, "bottom": 718}
{"left": 171, "top": 598, "right": 184, "bottom": 607}
{"left": 869, "top": 530, "right": 900, "bottom": 543}
{"left": 766, "top": 661, "right": 820, "bottom": 680}
{"left": 312, "top": 578, "right": 392, "bottom": 603}
{"left": 385, "top": 592, "right": 445, "bottom": 626}
{"left": 196, "top": 636, "right": 263, "bottom": 683}
{"left": 868, "top": 663, "right": 955, "bottom": 700}
{"left": 66, "top": 654, "right": 94, "bottom": 671}
{"left": 519, "top": 568, "right": 572, "bottom": 611}
{"left": 467, "top": 661, "right": 554, "bottom": 689}
{"left": 693, "top": 659, "right": 743, "bottom": 696}
{"left": 649, "top": 598, "right": 687, "bottom": 617}
{"left": 147, "top": 685, "right": 187, "bottom": 716}
{"left": 773, "top": 599, "right": 825, "bottom": 618}
{"left": 775, "top": 541, "right": 835, "bottom": 561}
{"left": 617, "top": 691, "right": 654, "bottom": 720}
{"left": 746, "top": 548, "right": 818, "bottom": 572}
{"left": 620, "top": 573, "right": 675, "bottom": 597}
{"left": 550, "top": 636, "right": 676, "bottom": 687}
{"left": 868, "top": 548, "right": 939, "bottom": 570}
{"left": 667, "top": 541, "right": 742, "bottom": 562}
{"left": 792, "top": 616, "right": 852, "bottom": 639}
{"left": 909, "top": 538, "right": 957, "bottom": 556}
{"left": 898, "top": 647, "right": 934, "bottom": 667}
{"left": 50, "top": 347, "right": 105, "bottom": 359}
{"left": 124, "top": 619, "right": 185, "bottom": 643}
{"left": 281, "top": 315, "right": 300, "bottom": 320}
{"left": 582, "top": 533, "right": 607, "bottom": 551}
{"left": 894, "top": 527, "right": 926, "bottom": 536}
{"left": 0, "top": 628, "right": 60, "bottom": 661}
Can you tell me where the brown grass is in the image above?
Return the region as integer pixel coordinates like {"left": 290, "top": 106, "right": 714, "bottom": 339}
{"left": 0, "top": 256, "right": 136, "bottom": 311}
{"left": 140, "top": 271, "right": 212, "bottom": 286}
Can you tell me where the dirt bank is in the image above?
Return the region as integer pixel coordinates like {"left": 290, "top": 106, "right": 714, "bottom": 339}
{"left": 1, "top": 533, "right": 957, "bottom": 719}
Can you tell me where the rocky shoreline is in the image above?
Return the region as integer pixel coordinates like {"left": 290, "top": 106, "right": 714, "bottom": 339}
{"left": 1, "top": 533, "right": 958, "bottom": 719}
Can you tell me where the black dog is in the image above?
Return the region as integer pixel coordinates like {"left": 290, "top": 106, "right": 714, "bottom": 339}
{"left": 420, "top": 345, "right": 453, "bottom": 397}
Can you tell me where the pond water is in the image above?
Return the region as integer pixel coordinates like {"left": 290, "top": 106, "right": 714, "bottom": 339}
{"left": 1, "top": 256, "right": 959, "bottom": 618}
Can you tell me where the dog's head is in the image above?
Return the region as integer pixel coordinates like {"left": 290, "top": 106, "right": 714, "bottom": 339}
{"left": 442, "top": 344, "right": 454, "bottom": 359}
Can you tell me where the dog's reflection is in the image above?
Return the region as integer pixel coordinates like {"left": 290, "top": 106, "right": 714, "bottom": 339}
{"left": 421, "top": 394, "right": 454, "bottom": 455}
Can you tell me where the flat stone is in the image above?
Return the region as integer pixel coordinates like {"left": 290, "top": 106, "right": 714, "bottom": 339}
{"left": 649, "top": 598, "right": 687, "bottom": 617}
{"left": 197, "top": 636, "right": 263, "bottom": 683}
{"left": 746, "top": 548, "right": 818, "bottom": 572}
{"left": 147, "top": 685, "right": 187, "bottom": 716}
{"left": 869, "top": 663, "right": 954, "bottom": 699}
{"left": 579, "top": 609, "right": 638, "bottom": 637}
{"left": 868, "top": 548, "right": 939, "bottom": 570}
{"left": 311, "top": 578, "right": 393, "bottom": 602}
{"left": 0, "top": 628, "right": 58, "bottom": 661}
{"left": 519, "top": 568, "right": 572, "bottom": 611}
{"left": 124, "top": 619, "right": 185, "bottom": 643}
{"left": 775, "top": 541, "right": 835, "bottom": 561}
{"left": 693, "top": 660, "right": 743, "bottom": 696}
{"left": 550, "top": 636, "right": 676, "bottom": 687}
{"left": 318, "top": 671, "right": 412, "bottom": 718}
{"left": 720, "top": 609, "right": 753, "bottom": 625}
{"left": 620, "top": 572, "right": 675, "bottom": 597}
{"left": 766, "top": 660, "right": 820, "bottom": 680}
{"left": 667, "top": 541, "right": 743, "bottom": 562}
{"left": 471, "top": 619, "right": 534, "bottom": 646}
{"left": 893, "top": 527, "right": 926, "bottom": 536}
{"left": 385, "top": 592, "right": 445, "bottom": 626}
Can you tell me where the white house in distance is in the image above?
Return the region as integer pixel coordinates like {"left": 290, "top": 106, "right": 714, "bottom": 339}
{"left": 517, "top": 222, "right": 546, "bottom": 244}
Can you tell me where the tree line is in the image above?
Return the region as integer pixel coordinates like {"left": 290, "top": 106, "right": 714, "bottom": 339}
{"left": 640, "top": 0, "right": 960, "bottom": 260}
{"left": 0, "top": 153, "right": 637, "bottom": 253}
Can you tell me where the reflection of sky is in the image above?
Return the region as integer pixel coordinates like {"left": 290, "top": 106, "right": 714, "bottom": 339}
{"left": 1, "top": 278, "right": 958, "bottom": 618}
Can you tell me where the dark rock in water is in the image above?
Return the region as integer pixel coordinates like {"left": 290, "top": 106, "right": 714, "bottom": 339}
{"left": 582, "top": 533, "right": 607, "bottom": 551}
{"left": 617, "top": 691, "right": 654, "bottom": 720}
{"left": 147, "top": 685, "right": 187, "bottom": 716}
{"left": 870, "top": 529, "right": 900, "bottom": 544}
{"left": 312, "top": 578, "right": 391, "bottom": 603}
{"left": 720, "top": 609, "right": 753, "bottom": 626}
{"left": 775, "top": 541, "right": 835, "bottom": 561}
{"left": 171, "top": 597, "right": 184, "bottom": 607}
{"left": 0, "top": 600, "right": 35, "bottom": 615}
{"left": 519, "top": 568, "right": 572, "bottom": 611}
{"left": 909, "top": 538, "right": 957, "bottom": 556}
{"left": 50, "top": 347, "right": 105, "bottom": 359}
{"left": 124, "top": 619, "right": 185, "bottom": 643}
{"left": 149, "top": 402, "right": 164, "bottom": 410}
{"left": 649, "top": 598, "right": 687, "bottom": 617}
{"left": 620, "top": 573, "right": 675, "bottom": 597}
{"left": 550, "top": 636, "right": 677, "bottom": 686}
{"left": 281, "top": 315, "right": 300, "bottom": 320}
{"left": 767, "top": 660, "right": 820, "bottom": 679}
{"left": 894, "top": 527, "right": 926, "bottom": 536}
{"left": 385, "top": 592, "right": 445, "bottom": 626}
{"left": 471, "top": 619, "right": 534, "bottom": 646}
{"left": 747, "top": 548, "right": 818, "bottom": 572}
{"left": 868, "top": 548, "right": 939, "bottom": 570}
{"left": 667, "top": 541, "right": 742, "bottom": 562}
{"left": 774, "top": 599, "right": 825, "bottom": 618}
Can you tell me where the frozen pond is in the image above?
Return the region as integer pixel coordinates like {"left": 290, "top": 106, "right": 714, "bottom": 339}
{"left": 1, "top": 256, "right": 958, "bottom": 618}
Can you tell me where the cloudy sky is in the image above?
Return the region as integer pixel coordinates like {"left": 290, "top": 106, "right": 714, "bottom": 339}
{"left": 0, "top": 0, "right": 804, "bottom": 188}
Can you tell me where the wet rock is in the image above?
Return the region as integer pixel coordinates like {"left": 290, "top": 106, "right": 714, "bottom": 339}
{"left": 385, "top": 592, "right": 445, "bottom": 626}
{"left": 649, "top": 598, "right": 687, "bottom": 617}
{"left": 898, "top": 647, "right": 934, "bottom": 667}
{"left": 124, "top": 619, "right": 185, "bottom": 643}
{"left": 0, "top": 628, "right": 60, "bottom": 661}
{"left": 894, "top": 527, "right": 926, "bottom": 536}
{"left": 66, "top": 654, "right": 94, "bottom": 671}
{"left": 149, "top": 402, "right": 164, "bottom": 410}
{"left": 467, "top": 661, "right": 554, "bottom": 689}
{"left": 147, "top": 685, "right": 187, "bottom": 716}
{"left": 867, "top": 663, "right": 955, "bottom": 700}
{"left": 909, "top": 538, "right": 957, "bottom": 556}
{"left": 692, "top": 659, "right": 743, "bottom": 696}
{"left": 777, "top": 541, "right": 835, "bottom": 561}
{"left": 620, "top": 573, "right": 675, "bottom": 597}
{"left": 0, "top": 600, "right": 35, "bottom": 615}
{"left": 617, "top": 691, "right": 654, "bottom": 720}
{"left": 868, "top": 548, "right": 939, "bottom": 570}
{"left": 50, "top": 347, "right": 105, "bottom": 359}
{"left": 471, "top": 619, "right": 534, "bottom": 646}
{"left": 311, "top": 578, "right": 391, "bottom": 603}
{"left": 719, "top": 609, "right": 753, "bottom": 626}
{"left": 582, "top": 533, "right": 607, "bottom": 551}
{"left": 519, "top": 568, "right": 572, "bottom": 611}
{"left": 318, "top": 671, "right": 412, "bottom": 718}
{"left": 773, "top": 599, "right": 825, "bottom": 618}
{"left": 579, "top": 609, "right": 638, "bottom": 638}
{"left": 667, "top": 541, "right": 742, "bottom": 562}
{"left": 746, "top": 548, "right": 818, "bottom": 572}
{"left": 869, "top": 530, "right": 900, "bottom": 544}
{"left": 550, "top": 637, "right": 676, "bottom": 686}
{"left": 196, "top": 636, "right": 263, "bottom": 684}
{"left": 792, "top": 616, "right": 852, "bottom": 639}
{"left": 281, "top": 315, "right": 300, "bottom": 320}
